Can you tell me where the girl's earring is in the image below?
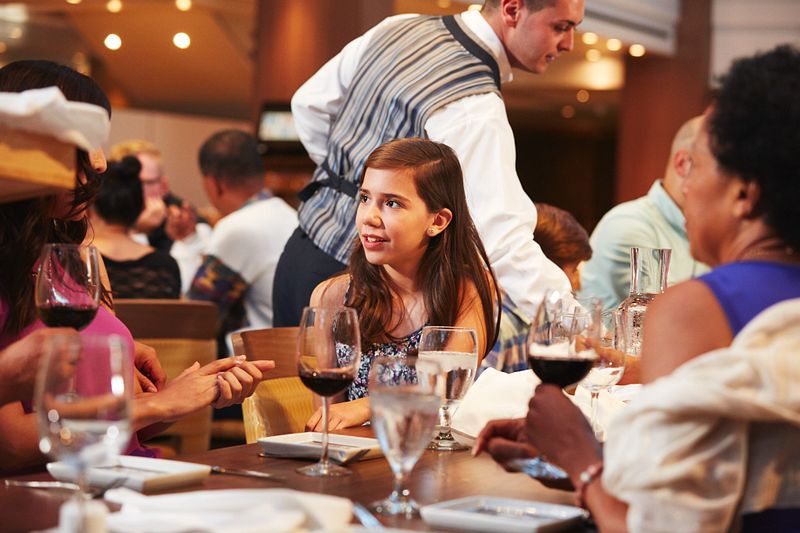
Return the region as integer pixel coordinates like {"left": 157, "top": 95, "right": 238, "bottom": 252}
{"left": 428, "top": 228, "right": 436, "bottom": 236}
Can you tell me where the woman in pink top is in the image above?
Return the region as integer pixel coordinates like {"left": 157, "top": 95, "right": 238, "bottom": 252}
{"left": 0, "top": 60, "right": 274, "bottom": 473}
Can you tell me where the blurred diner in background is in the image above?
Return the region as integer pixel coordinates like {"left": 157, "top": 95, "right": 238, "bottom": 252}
{"left": 0, "top": 0, "right": 798, "bottom": 531}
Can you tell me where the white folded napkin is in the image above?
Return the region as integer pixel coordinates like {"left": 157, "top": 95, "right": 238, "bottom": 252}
{"left": 0, "top": 87, "right": 109, "bottom": 149}
{"left": 451, "top": 368, "right": 540, "bottom": 442}
{"left": 103, "top": 487, "right": 352, "bottom": 533}
{"left": 451, "top": 368, "right": 640, "bottom": 442}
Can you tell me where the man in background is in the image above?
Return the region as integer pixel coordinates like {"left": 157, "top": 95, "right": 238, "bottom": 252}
{"left": 273, "top": 0, "right": 584, "bottom": 326}
{"left": 110, "top": 139, "right": 212, "bottom": 293}
{"left": 187, "top": 130, "right": 297, "bottom": 351}
{"left": 579, "top": 116, "right": 710, "bottom": 311}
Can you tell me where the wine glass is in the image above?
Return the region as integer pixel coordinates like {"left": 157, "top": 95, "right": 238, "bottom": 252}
{"left": 296, "top": 306, "right": 361, "bottom": 477}
{"left": 35, "top": 333, "right": 132, "bottom": 530}
{"left": 527, "top": 290, "right": 599, "bottom": 388}
{"left": 369, "top": 356, "right": 441, "bottom": 517}
{"left": 418, "top": 326, "right": 478, "bottom": 451}
{"left": 580, "top": 309, "right": 626, "bottom": 441}
{"left": 511, "top": 290, "right": 601, "bottom": 480}
{"left": 36, "top": 244, "right": 101, "bottom": 330}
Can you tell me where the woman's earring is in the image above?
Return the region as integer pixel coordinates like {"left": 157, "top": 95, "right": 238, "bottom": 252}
{"left": 428, "top": 228, "right": 435, "bottom": 236}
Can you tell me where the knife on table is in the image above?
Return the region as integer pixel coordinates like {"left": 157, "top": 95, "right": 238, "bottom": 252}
{"left": 210, "top": 466, "right": 285, "bottom": 481}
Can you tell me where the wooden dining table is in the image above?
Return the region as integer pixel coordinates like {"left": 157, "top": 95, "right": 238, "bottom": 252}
{"left": 1, "top": 427, "right": 591, "bottom": 532}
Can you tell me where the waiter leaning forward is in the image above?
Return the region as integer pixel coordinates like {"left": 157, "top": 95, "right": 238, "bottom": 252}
{"left": 273, "top": 0, "right": 584, "bottom": 326}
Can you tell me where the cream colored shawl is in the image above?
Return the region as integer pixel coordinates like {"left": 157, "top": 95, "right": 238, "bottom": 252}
{"left": 604, "top": 298, "right": 800, "bottom": 532}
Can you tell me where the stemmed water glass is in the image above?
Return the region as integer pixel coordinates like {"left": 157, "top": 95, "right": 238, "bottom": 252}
{"left": 369, "top": 356, "right": 441, "bottom": 517}
{"left": 581, "top": 309, "right": 626, "bottom": 441}
{"left": 35, "top": 333, "right": 133, "bottom": 530}
{"left": 417, "top": 326, "right": 478, "bottom": 451}
{"left": 296, "top": 306, "right": 361, "bottom": 477}
{"left": 36, "top": 244, "right": 101, "bottom": 330}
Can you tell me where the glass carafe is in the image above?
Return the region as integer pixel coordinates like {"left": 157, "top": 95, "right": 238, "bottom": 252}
{"left": 615, "top": 247, "right": 671, "bottom": 357}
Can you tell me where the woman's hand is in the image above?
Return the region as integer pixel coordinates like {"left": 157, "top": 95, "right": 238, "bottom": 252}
{"left": 305, "top": 397, "right": 370, "bottom": 431}
{"left": 473, "top": 418, "right": 539, "bottom": 468}
{"left": 133, "top": 341, "right": 166, "bottom": 393}
{"left": 213, "top": 359, "right": 275, "bottom": 409}
{"left": 0, "top": 328, "right": 80, "bottom": 406}
{"left": 525, "top": 384, "right": 602, "bottom": 476}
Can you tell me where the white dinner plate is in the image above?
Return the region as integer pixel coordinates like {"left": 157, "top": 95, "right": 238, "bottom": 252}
{"left": 47, "top": 455, "right": 210, "bottom": 493}
{"left": 420, "top": 495, "right": 588, "bottom": 533}
{"left": 257, "top": 432, "right": 382, "bottom": 464}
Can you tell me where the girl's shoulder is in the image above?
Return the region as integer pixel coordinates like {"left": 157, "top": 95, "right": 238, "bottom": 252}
{"left": 310, "top": 274, "right": 352, "bottom": 307}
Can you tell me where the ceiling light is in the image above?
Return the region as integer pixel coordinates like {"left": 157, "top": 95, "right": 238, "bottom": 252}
{"left": 106, "top": 0, "right": 122, "bottom": 13}
{"left": 104, "top": 33, "right": 122, "bottom": 50}
{"left": 606, "top": 38, "right": 622, "bottom": 52}
{"left": 576, "top": 89, "right": 590, "bottom": 103}
{"left": 175, "top": 0, "right": 192, "bottom": 11}
{"left": 173, "top": 32, "right": 191, "bottom": 49}
{"left": 581, "top": 32, "right": 598, "bottom": 46}
{"left": 66, "top": 0, "right": 82, "bottom": 4}
{"left": 467, "top": 4, "right": 482, "bottom": 11}
{"left": 585, "top": 49, "right": 601, "bottom": 62}
{"left": 629, "top": 44, "right": 646, "bottom": 57}
{"left": 561, "top": 105, "right": 575, "bottom": 119}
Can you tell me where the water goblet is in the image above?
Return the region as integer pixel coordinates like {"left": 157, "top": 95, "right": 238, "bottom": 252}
{"left": 35, "top": 333, "right": 133, "bottom": 531}
{"left": 418, "top": 326, "right": 478, "bottom": 451}
{"left": 369, "top": 355, "right": 441, "bottom": 517}
{"left": 296, "top": 306, "right": 361, "bottom": 477}
{"left": 580, "top": 309, "right": 626, "bottom": 441}
{"left": 35, "top": 244, "right": 101, "bottom": 330}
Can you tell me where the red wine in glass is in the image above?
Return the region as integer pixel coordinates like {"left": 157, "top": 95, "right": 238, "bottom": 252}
{"left": 37, "top": 305, "right": 98, "bottom": 330}
{"left": 35, "top": 244, "right": 101, "bottom": 331}
{"left": 527, "top": 355, "right": 594, "bottom": 388}
{"left": 298, "top": 369, "right": 355, "bottom": 397}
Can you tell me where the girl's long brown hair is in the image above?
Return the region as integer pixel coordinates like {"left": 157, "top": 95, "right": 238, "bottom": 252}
{"left": 0, "top": 60, "right": 112, "bottom": 337}
{"left": 346, "top": 138, "right": 500, "bottom": 354}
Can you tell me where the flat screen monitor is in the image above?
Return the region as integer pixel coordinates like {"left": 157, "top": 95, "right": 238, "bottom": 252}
{"left": 257, "top": 103, "right": 305, "bottom": 154}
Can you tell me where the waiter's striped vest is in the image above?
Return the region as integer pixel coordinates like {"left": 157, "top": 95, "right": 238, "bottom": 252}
{"left": 298, "top": 14, "right": 502, "bottom": 264}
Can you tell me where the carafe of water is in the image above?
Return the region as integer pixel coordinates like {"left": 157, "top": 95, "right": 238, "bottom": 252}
{"left": 615, "top": 247, "right": 671, "bottom": 357}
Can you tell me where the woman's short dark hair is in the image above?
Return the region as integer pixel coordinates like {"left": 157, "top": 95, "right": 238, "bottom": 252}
{"left": 94, "top": 157, "right": 144, "bottom": 228}
{"left": 708, "top": 44, "right": 800, "bottom": 249}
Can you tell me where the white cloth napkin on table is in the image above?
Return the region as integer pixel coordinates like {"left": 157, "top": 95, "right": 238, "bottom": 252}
{"left": 103, "top": 487, "right": 352, "bottom": 533}
{"left": 451, "top": 368, "right": 540, "bottom": 444}
{"left": 451, "top": 368, "right": 640, "bottom": 443}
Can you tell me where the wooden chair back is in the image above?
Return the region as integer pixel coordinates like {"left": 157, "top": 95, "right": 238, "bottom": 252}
{"left": 232, "top": 327, "right": 314, "bottom": 442}
{"left": 114, "top": 299, "right": 218, "bottom": 455}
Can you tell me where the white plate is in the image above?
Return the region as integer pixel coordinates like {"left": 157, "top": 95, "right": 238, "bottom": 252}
{"left": 257, "top": 432, "right": 382, "bottom": 464}
{"left": 47, "top": 455, "right": 210, "bottom": 493}
{"left": 420, "top": 496, "right": 588, "bottom": 533}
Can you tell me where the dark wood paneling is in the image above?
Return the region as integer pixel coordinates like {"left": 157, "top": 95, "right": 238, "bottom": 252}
{"left": 615, "top": 0, "right": 712, "bottom": 203}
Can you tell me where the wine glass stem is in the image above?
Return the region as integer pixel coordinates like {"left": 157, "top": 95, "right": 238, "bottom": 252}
{"left": 390, "top": 471, "right": 409, "bottom": 505}
{"left": 76, "top": 465, "right": 90, "bottom": 530}
{"left": 590, "top": 390, "right": 601, "bottom": 435}
{"left": 319, "top": 396, "right": 331, "bottom": 467}
{"left": 438, "top": 405, "right": 451, "bottom": 437}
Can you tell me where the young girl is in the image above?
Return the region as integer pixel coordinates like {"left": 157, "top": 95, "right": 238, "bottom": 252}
{"left": 306, "top": 138, "right": 500, "bottom": 431}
